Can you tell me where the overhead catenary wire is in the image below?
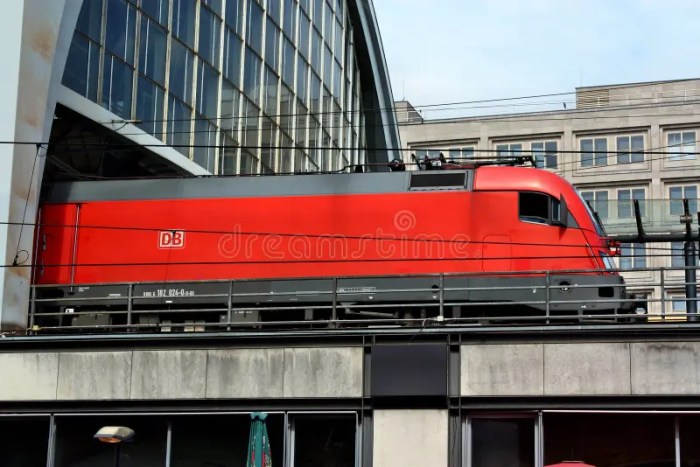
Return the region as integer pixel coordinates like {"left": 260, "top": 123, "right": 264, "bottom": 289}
{"left": 97, "top": 90, "right": 580, "bottom": 125}
{"left": 98, "top": 82, "right": 700, "bottom": 126}
{"left": 91, "top": 100, "right": 700, "bottom": 142}
{"left": 93, "top": 109, "right": 700, "bottom": 140}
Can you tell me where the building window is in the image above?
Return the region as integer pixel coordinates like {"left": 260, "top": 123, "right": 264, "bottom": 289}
{"left": 202, "top": 0, "right": 222, "bottom": 15}
{"left": 619, "top": 243, "right": 646, "bottom": 269}
{"left": 616, "top": 135, "right": 644, "bottom": 164}
{"left": 581, "top": 190, "right": 609, "bottom": 219}
{"left": 299, "top": 12, "right": 311, "bottom": 59}
{"left": 173, "top": 0, "right": 196, "bottom": 47}
{"left": 668, "top": 131, "right": 696, "bottom": 161}
{"left": 139, "top": 17, "right": 167, "bottom": 85}
{"left": 136, "top": 76, "right": 164, "bottom": 138}
{"left": 265, "top": 18, "right": 280, "bottom": 72}
{"left": 672, "top": 241, "right": 686, "bottom": 268}
{"left": 297, "top": 60, "right": 308, "bottom": 105}
{"left": 220, "top": 79, "right": 240, "bottom": 135}
{"left": 220, "top": 133, "right": 238, "bottom": 174}
{"left": 283, "top": 0, "right": 297, "bottom": 39}
{"left": 199, "top": 4, "right": 222, "bottom": 67}
{"left": 63, "top": 35, "right": 100, "bottom": 101}
{"left": 241, "top": 150, "right": 259, "bottom": 174}
{"left": 268, "top": 0, "right": 281, "bottom": 24}
{"left": 169, "top": 40, "right": 194, "bottom": 105}
{"left": 0, "top": 418, "right": 50, "bottom": 466}
{"left": 293, "top": 415, "right": 357, "bottom": 466}
{"left": 194, "top": 118, "right": 217, "bottom": 172}
{"left": 225, "top": 0, "right": 244, "bottom": 34}
{"left": 496, "top": 143, "right": 522, "bottom": 158}
{"left": 311, "top": 28, "right": 322, "bottom": 71}
{"left": 671, "top": 295, "right": 687, "bottom": 313}
{"left": 531, "top": 141, "right": 558, "bottom": 168}
{"left": 105, "top": 0, "right": 136, "bottom": 65}
{"left": 323, "top": 44, "right": 333, "bottom": 86}
{"left": 448, "top": 147, "right": 475, "bottom": 161}
{"left": 76, "top": 0, "right": 102, "bottom": 41}
{"left": 141, "top": 0, "right": 169, "bottom": 25}
{"left": 223, "top": 28, "right": 242, "bottom": 87}
{"left": 471, "top": 417, "right": 535, "bottom": 467}
{"left": 247, "top": 0, "right": 264, "bottom": 54}
{"left": 101, "top": 53, "right": 133, "bottom": 119}
{"left": 167, "top": 94, "right": 193, "bottom": 157}
{"left": 244, "top": 47, "right": 262, "bottom": 105}
{"left": 580, "top": 137, "right": 607, "bottom": 167}
{"left": 617, "top": 188, "right": 645, "bottom": 218}
{"left": 281, "top": 38, "right": 295, "bottom": 87}
{"left": 669, "top": 185, "right": 698, "bottom": 216}
{"left": 197, "top": 62, "right": 219, "bottom": 119}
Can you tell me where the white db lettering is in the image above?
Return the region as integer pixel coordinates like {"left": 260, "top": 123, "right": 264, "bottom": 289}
{"left": 159, "top": 230, "right": 185, "bottom": 249}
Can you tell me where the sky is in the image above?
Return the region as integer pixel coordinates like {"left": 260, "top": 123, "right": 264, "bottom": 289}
{"left": 372, "top": 0, "right": 700, "bottom": 119}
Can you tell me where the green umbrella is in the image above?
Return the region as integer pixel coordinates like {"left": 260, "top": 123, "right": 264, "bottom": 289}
{"left": 247, "top": 412, "right": 272, "bottom": 467}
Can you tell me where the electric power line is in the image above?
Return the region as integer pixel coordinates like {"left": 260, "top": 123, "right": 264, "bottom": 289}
{"left": 109, "top": 81, "right": 700, "bottom": 126}
{"left": 99, "top": 97, "right": 700, "bottom": 131}
{"left": 20, "top": 252, "right": 687, "bottom": 270}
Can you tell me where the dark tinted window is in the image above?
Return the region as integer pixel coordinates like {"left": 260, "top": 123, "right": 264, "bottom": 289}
{"left": 170, "top": 414, "right": 284, "bottom": 467}
{"left": 294, "top": 415, "right": 356, "bottom": 467}
{"left": 0, "top": 417, "right": 50, "bottom": 467}
{"left": 55, "top": 416, "right": 167, "bottom": 467}
{"left": 472, "top": 418, "right": 535, "bottom": 467}
{"left": 519, "top": 192, "right": 549, "bottom": 224}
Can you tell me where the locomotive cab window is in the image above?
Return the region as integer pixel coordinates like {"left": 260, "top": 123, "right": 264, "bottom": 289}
{"left": 519, "top": 192, "right": 563, "bottom": 226}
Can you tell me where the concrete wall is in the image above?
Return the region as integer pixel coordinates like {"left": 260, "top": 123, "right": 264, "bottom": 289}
{"left": 0, "top": 346, "right": 363, "bottom": 401}
{"left": 373, "top": 409, "right": 448, "bottom": 467}
{"left": 5, "top": 341, "right": 700, "bottom": 401}
{"left": 461, "top": 341, "right": 700, "bottom": 396}
{"left": 0, "top": 0, "right": 82, "bottom": 331}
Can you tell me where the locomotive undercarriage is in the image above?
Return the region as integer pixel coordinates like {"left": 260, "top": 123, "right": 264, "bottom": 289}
{"left": 30, "top": 274, "right": 636, "bottom": 333}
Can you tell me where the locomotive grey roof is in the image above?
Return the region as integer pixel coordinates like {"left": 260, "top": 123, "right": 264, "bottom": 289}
{"left": 43, "top": 171, "right": 474, "bottom": 203}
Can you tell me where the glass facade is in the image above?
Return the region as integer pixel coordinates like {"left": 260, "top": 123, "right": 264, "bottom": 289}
{"left": 63, "top": 0, "right": 367, "bottom": 174}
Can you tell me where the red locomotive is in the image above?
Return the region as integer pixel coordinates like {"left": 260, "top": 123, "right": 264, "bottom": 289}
{"left": 31, "top": 158, "right": 630, "bottom": 329}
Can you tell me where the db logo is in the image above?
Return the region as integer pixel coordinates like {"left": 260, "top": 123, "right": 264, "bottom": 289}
{"left": 158, "top": 230, "right": 185, "bottom": 249}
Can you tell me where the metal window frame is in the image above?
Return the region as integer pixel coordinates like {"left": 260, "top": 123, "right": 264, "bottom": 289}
{"left": 463, "top": 412, "right": 541, "bottom": 467}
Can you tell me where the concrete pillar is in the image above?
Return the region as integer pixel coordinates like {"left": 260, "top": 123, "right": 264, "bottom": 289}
{"left": 0, "top": 0, "right": 81, "bottom": 330}
{"left": 373, "top": 409, "right": 448, "bottom": 467}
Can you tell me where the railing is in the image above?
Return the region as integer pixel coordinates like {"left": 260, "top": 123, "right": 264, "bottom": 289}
{"left": 25, "top": 266, "right": 700, "bottom": 334}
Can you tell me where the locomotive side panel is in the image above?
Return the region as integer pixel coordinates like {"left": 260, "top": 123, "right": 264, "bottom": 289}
{"left": 35, "top": 187, "right": 603, "bottom": 287}
{"left": 37, "top": 191, "right": 493, "bottom": 285}
{"left": 34, "top": 204, "right": 78, "bottom": 285}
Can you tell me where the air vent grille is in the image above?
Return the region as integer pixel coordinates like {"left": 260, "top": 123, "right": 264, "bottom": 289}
{"left": 409, "top": 171, "right": 468, "bottom": 190}
{"left": 576, "top": 89, "right": 610, "bottom": 109}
